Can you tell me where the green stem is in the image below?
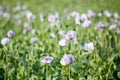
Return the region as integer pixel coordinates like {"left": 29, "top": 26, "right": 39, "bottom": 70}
{"left": 28, "top": 51, "right": 30, "bottom": 80}
{"left": 70, "top": 40, "right": 73, "bottom": 53}
{"left": 3, "top": 47, "right": 7, "bottom": 80}
{"left": 46, "top": 65, "right": 48, "bottom": 80}
{"left": 28, "top": 63, "right": 30, "bottom": 80}
{"left": 11, "top": 40, "right": 14, "bottom": 79}
{"left": 4, "top": 68, "right": 7, "bottom": 80}
{"left": 69, "top": 65, "right": 70, "bottom": 80}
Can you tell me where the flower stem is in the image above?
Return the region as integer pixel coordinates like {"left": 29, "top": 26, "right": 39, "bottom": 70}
{"left": 69, "top": 65, "right": 71, "bottom": 80}
{"left": 3, "top": 47, "right": 7, "bottom": 80}
{"left": 46, "top": 65, "right": 48, "bottom": 80}
{"left": 28, "top": 63, "right": 30, "bottom": 80}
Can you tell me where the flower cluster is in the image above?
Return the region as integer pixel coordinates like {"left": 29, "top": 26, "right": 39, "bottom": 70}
{"left": 58, "top": 30, "right": 77, "bottom": 46}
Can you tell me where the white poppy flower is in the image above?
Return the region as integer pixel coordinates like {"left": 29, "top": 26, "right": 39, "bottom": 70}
{"left": 80, "top": 13, "right": 88, "bottom": 22}
{"left": 1, "top": 38, "right": 10, "bottom": 46}
{"left": 24, "top": 22, "right": 30, "bottom": 28}
{"left": 96, "top": 22, "right": 105, "bottom": 31}
{"left": 87, "top": 10, "right": 96, "bottom": 18}
{"left": 7, "top": 30, "right": 15, "bottom": 38}
{"left": 39, "top": 12, "right": 44, "bottom": 22}
{"left": 58, "top": 39, "right": 68, "bottom": 46}
{"left": 58, "top": 30, "right": 66, "bottom": 37}
{"left": 70, "top": 11, "right": 79, "bottom": 18}
{"left": 84, "top": 42, "right": 94, "bottom": 51}
{"left": 109, "top": 24, "right": 117, "bottom": 30}
{"left": 31, "top": 29, "right": 39, "bottom": 34}
{"left": 50, "top": 33, "right": 56, "bottom": 38}
{"left": 48, "top": 14, "right": 56, "bottom": 23}
{"left": 60, "top": 54, "right": 74, "bottom": 66}
{"left": 65, "top": 31, "right": 76, "bottom": 40}
{"left": 104, "top": 10, "right": 112, "bottom": 18}
{"left": 26, "top": 12, "right": 36, "bottom": 22}
{"left": 42, "top": 56, "right": 54, "bottom": 64}
{"left": 75, "top": 15, "right": 81, "bottom": 25}
{"left": 113, "top": 12, "right": 119, "bottom": 19}
{"left": 3, "top": 12, "right": 10, "bottom": 18}
{"left": 82, "top": 20, "right": 92, "bottom": 28}
{"left": 17, "top": 20, "right": 22, "bottom": 26}
{"left": 30, "top": 38, "right": 38, "bottom": 44}
{"left": 55, "top": 12, "right": 59, "bottom": 19}
{"left": 98, "top": 12, "right": 102, "bottom": 17}
{"left": 116, "top": 30, "right": 120, "bottom": 35}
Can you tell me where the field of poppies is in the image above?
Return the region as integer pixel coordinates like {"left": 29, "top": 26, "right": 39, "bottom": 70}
{"left": 0, "top": 0, "right": 120, "bottom": 80}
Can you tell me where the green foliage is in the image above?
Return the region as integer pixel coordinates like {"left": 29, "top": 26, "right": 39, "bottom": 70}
{"left": 0, "top": 0, "right": 120, "bottom": 80}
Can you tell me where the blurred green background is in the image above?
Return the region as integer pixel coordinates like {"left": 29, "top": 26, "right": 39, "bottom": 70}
{"left": 0, "top": 0, "right": 120, "bottom": 14}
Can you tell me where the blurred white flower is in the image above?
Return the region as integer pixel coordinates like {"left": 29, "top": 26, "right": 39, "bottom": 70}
{"left": 70, "top": 11, "right": 80, "bottom": 18}
{"left": 118, "top": 21, "right": 120, "bottom": 26}
{"left": 13, "top": 5, "right": 21, "bottom": 12}
{"left": 50, "top": 33, "right": 56, "bottom": 38}
{"left": 65, "top": 31, "right": 76, "bottom": 40}
{"left": 24, "top": 22, "right": 30, "bottom": 28}
{"left": 80, "top": 13, "right": 88, "bottom": 22}
{"left": 17, "top": 20, "right": 22, "bottom": 26}
{"left": 39, "top": 12, "right": 44, "bottom": 17}
{"left": 3, "top": 12, "right": 10, "bottom": 18}
{"left": 40, "top": 17, "right": 44, "bottom": 22}
{"left": 116, "top": 30, "right": 120, "bottom": 35}
{"left": 1, "top": 38, "right": 10, "bottom": 46}
{"left": 82, "top": 20, "right": 92, "bottom": 28}
{"left": 42, "top": 56, "right": 54, "bottom": 64}
{"left": 26, "top": 12, "right": 36, "bottom": 22}
{"left": 58, "top": 30, "right": 66, "bottom": 37}
{"left": 73, "top": 37, "right": 78, "bottom": 45}
{"left": 39, "top": 12, "right": 44, "bottom": 22}
{"left": 98, "top": 12, "right": 102, "bottom": 17}
{"left": 96, "top": 22, "right": 105, "bottom": 31}
{"left": 31, "top": 29, "right": 39, "bottom": 34}
{"left": 60, "top": 54, "right": 74, "bottom": 66}
{"left": 58, "top": 39, "right": 68, "bottom": 46}
{"left": 22, "top": 5, "right": 27, "bottom": 10}
{"left": 64, "top": 8, "right": 69, "bottom": 13}
{"left": 74, "top": 14, "right": 81, "bottom": 25}
{"left": 87, "top": 10, "right": 96, "bottom": 18}
{"left": 22, "top": 29, "right": 27, "bottom": 34}
{"left": 84, "top": 42, "right": 94, "bottom": 51}
{"left": 49, "top": 20, "right": 59, "bottom": 27}
{"left": 55, "top": 12, "right": 60, "bottom": 19}
{"left": 113, "top": 12, "right": 119, "bottom": 19}
{"left": 109, "top": 24, "right": 117, "bottom": 30}
{"left": 30, "top": 38, "right": 38, "bottom": 44}
{"left": 75, "top": 18, "right": 81, "bottom": 25}
{"left": 26, "top": 26, "right": 32, "bottom": 32}
{"left": 104, "top": 10, "right": 112, "bottom": 18}
{"left": 13, "top": 14, "right": 22, "bottom": 19}
{"left": 66, "top": 14, "right": 71, "bottom": 20}
{"left": 48, "top": 14, "right": 56, "bottom": 23}
{"left": 7, "top": 30, "right": 15, "bottom": 38}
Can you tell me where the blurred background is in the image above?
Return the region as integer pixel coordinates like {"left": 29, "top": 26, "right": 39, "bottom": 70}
{"left": 0, "top": 0, "right": 120, "bottom": 14}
